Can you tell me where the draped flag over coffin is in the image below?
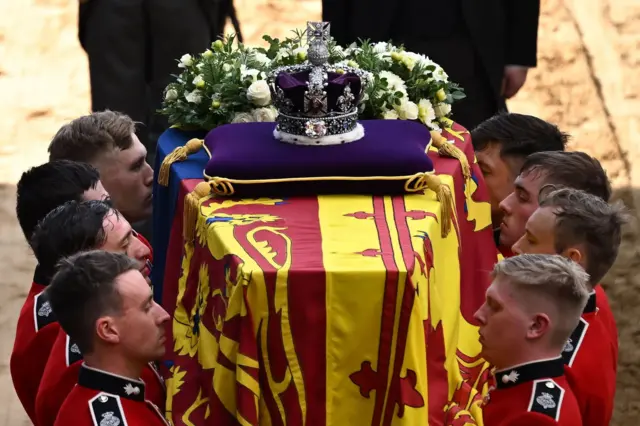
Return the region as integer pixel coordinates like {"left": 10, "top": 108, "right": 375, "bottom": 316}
{"left": 165, "top": 124, "right": 499, "bottom": 426}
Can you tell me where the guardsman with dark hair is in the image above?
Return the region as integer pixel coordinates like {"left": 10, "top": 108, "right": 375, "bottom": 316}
{"left": 513, "top": 187, "right": 626, "bottom": 426}
{"left": 498, "top": 151, "right": 612, "bottom": 255}
{"left": 475, "top": 254, "right": 588, "bottom": 425}
{"left": 47, "top": 250, "right": 170, "bottom": 426}
{"left": 470, "top": 113, "right": 568, "bottom": 234}
{"left": 11, "top": 160, "right": 108, "bottom": 423}
{"left": 29, "top": 200, "right": 161, "bottom": 426}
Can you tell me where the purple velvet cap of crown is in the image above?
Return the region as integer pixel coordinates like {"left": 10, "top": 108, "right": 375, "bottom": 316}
{"left": 203, "top": 120, "right": 434, "bottom": 196}
{"left": 275, "top": 71, "right": 362, "bottom": 113}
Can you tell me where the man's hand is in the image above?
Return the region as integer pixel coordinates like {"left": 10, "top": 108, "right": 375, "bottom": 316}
{"left": 501, "top": 65, "right": 529, "bottom": 99}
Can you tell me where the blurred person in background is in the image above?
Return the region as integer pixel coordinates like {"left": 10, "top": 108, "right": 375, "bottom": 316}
{"left": 77, "top": 0, "right": 235, "bottom": 165}
{"left": 323, "top": 0, "right": 540, "bottom": 130}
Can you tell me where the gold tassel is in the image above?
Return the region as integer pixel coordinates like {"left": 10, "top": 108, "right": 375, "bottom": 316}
{"left": 429, "top": 130, "right": 471, "bottom": 181}
{"left": 183, "top": 181, "right": 212, "bottom": 242}
{"left": 158, "top": 138, "right": 204, "bottom": 187}
{"left": 423, "top": 174, "right": 453, "bottom": 238}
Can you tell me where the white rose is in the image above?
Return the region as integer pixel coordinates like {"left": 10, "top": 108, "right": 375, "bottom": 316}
{"left": 383, "top": 109, "right": 399, "bottom": 120}
{"left": 395, "top": 100, "right": 419, "bottom": 120}
{"left": 178, "top": 54, "right": 193, "bottom": 68}
{"left": 246, "top": 80, "right": 271, "bottom": 106}
{"left": 231, "top": 112, "right": 254, "bottom": 124}
{"left": 222, "top": 63, "right": 232, "bottom": 72}
{"left": 165, "top": 89, "right": 178, "bottom": 101}
{"left": 252, "top": 107, "right": 278, "bottom": 122}
{"left": 434, "top": 103, "right": 452, "bottom": 118}
{"left": 184, "top": 90, "right": 202, "bottom": 104}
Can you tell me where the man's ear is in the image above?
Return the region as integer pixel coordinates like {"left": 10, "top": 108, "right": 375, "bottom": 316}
{"left": 563, "top": 247, "right": 582, "bottom": 264}
{"left": 526, "top": 313, "right": 550, "bottom": 340}
{"left": 96, "top": 316, "right": 120, "bottom": 345}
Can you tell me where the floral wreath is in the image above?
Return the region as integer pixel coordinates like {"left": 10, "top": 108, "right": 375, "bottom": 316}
{"left": 160, "top": 30, "right": 466, "bottom": 132}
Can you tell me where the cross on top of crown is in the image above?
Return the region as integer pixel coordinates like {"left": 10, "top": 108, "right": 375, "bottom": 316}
{"left": 307, "top": 21, "right": 331, "bottom": 44}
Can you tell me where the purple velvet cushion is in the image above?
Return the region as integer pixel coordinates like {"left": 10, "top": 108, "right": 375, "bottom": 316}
{"left": 203, "top": 120, "right": 433, "bottom": 196}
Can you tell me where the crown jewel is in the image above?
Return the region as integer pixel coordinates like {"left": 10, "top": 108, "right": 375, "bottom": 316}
{"left": 268, "top": 21, "right": 372, "bottom": 146}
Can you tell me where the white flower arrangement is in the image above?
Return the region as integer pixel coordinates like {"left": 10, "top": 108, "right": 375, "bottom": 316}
{"left": 160, "top": 31, "right": 465, "bottom": 131}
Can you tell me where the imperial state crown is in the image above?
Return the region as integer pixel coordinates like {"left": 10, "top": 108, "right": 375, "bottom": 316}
{"left": 267, "top": 21, "right": 372, "bottom": 146}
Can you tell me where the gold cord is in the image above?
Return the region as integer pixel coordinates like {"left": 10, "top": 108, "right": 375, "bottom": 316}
{"left": 205, "top": 172, "right": 453, "bottom": 237}
{"left": 158, "top": 138, "right": 204, "bottom": 187}
{"left": 429, "top": 130, "right": 471, "bottom": 181}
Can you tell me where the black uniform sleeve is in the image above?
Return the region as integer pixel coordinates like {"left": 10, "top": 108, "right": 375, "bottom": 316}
{"left": 504, "top": 0, "right": 541, "bottom": 67}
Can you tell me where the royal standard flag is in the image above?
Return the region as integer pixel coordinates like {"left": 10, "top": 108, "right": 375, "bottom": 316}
{"left": 158, "top": 123, "right": 499, "bottom": 426}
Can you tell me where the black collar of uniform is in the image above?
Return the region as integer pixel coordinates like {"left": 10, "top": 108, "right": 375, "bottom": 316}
{"left": 494, "top": 357, "right": 564, "bottom": 389}
{"left": 79, "top": 364, "right": 146, "bottom": 401}
{"left": 583, "top": 291, "right": 596, "bottom": 314}
{"left": 33, "top": 265, "right": 51, "bottom": 287}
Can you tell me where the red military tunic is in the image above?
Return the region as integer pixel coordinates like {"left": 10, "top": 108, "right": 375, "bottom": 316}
{"left": 9, "top": 267, "right": 58, "bottom": 424}
{"left": 36, "top": 329, "right": 165, "bottom": 426}
{"left": 54, "top": 364, "right": 168, "bottom": 426}
{"left": 562, "top": 290, "right": 617, "bottom": 426}
{"left": 484, "top": 357, "right": 582, "bottom": 425}
{"left": 594, "top": 284, "right": 618, "bottom": 359}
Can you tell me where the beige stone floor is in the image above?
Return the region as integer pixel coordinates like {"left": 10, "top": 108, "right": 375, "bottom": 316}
{"left": 0, "top": 0, "right": 638, "bottom": 424}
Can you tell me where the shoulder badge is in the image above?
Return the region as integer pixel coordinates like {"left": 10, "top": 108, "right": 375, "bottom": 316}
{"left": 528, "top": 379, "right": 564, "bottom": 421}
{"left": 66, "top": 334, "right": 84, "bottom": 367}
{"left": 561, "top": 318, "right": 589, "bottom": 367}
{"left": 33, "top": 291, "right": 57, "bottom": 331}
{"left": 89, "top": 392, "right": 126, "bottom": 426}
